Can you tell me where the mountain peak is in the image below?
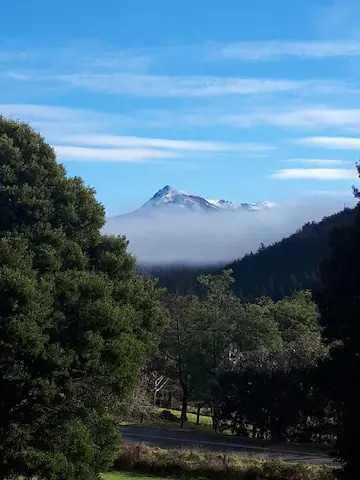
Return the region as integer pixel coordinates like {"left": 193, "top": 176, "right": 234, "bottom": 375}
{"left": 156, "top": 185, "right": 174, "bottom": 193}
{"left": 143, "top": 185, "right": 211, "bottom": 211}
{"left": 152, "top": 185, "right": 179, "bottom": 199}
{"left": 118, "top": 185, "right": 276, "bottom": 217}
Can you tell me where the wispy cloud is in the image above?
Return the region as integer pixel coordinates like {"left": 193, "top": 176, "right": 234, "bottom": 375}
{"left": 271, "top": 168, "right": 358, "bottom": 180}
{"left": 6, "top": 70, "right": 360, "bottom": 98}
{"left": 216, "top": 40, "right": 360, "bottom": 61}
{"left": 15, "top": 72, "right": 302, "bottom": 97}
{"left": 0, "top": 103, "right": 95, "bottom": 119}
{"left": 286, "top": 158, "right": 350, "bottom": 166}
{"left": 5, "top": 104, "right": 360, "bottom": 134}
{"left": 0, "top": 44, "right": 150, "bottom": 72}
{"left": 296, "top": 136, "right": 360, "bottom": 149}
{"left": 53, "top": 145, "right": 182, "bottom": 162}
{"left": 302, "top": 189, "right": 353, "bottom": 197}
{"left": 57, "top": 133, "right": 272, "bottom": 152}
{"left": 5, "top": 39, "right": 360, "bottom": 69}
{"left": 0, "top": 103, "right": 118, "bottom": 134}
{"left": 4, "top": 39, "right": 360, "bottom": 100}
{"left": 1, "top": 103, "right": 273, "bottom": 162}
{"left": 53, "top": 137, "right": 272, "bottom": 162}
{"left": 222, "top": 107, "right": 360, "bottom": 129}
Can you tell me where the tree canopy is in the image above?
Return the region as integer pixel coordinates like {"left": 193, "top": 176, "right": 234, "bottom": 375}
{"left": 315, "top": 171, "right": 360, "bottom": 479}
{"left": 0, "top": 117, "right": 164, "bottom": 480}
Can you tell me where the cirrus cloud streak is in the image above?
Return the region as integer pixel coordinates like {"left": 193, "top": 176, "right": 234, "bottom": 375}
{"left": 296, "top": 136, "right": 360, "bottom": 149}
{"left": 271, "top": 168, "right": 358, "bottom": 180}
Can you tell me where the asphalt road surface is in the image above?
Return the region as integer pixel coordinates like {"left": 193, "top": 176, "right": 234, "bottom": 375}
{"left": 120, "top": 426, "right": 332, "bottom": 465}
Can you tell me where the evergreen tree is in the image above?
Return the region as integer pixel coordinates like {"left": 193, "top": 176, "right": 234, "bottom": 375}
{"left": 0, "top": 118, "right": 164, "bottom": 480}
{"left": 315, "top": 166, "right": 360, "bottom": 479}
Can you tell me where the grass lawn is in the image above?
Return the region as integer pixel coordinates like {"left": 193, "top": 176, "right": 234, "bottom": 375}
{"left": 155, "top": 407, "right": 213, "bottom": 427}
{"left": 146, "top": 407, "right": 232, "bottom": 435}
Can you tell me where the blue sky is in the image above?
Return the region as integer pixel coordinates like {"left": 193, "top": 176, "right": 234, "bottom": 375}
{"left": 1, "top": 0, "right": 360, "bottom": 214}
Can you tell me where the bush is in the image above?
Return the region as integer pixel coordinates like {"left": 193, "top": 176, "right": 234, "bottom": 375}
{"left": 113, "top": 444, "right": 335, "bottom": 480}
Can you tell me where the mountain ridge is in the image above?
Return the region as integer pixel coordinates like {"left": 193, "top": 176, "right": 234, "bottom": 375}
{"left": 113, "top": 185, "right": 275, "bottom": 217}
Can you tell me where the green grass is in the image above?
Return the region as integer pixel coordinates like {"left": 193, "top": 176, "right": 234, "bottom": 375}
{"left": 155, "top": 408, "right": 213, "bottom": 427}
{"left": 128, "top": 408, "right": 231, "bottom": 436}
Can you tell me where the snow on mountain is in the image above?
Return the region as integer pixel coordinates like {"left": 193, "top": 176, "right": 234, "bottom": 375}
{"left": 141, "top": 185, "right": 218, "bottom": 212}
{"left": 117, "top": 185, "right": 275, "bottom": 217}
{"left": 207, "top": 198, "right": 239, "bottom": 210}
{"left": 240, "top": 201, "right": 278, "bottom": 211}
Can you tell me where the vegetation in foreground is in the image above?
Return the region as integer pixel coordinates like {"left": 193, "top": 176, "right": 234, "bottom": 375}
{"left": 127, "top": 285, "right": 331, "bottom": 445}
{"left": 0, "top": 118, "right": 165, "bottom": 480}
{"left": 1, "top": 116, "right": 360, "bottom": 479}
{"left": 113, "top": 444, "right": 334, "bottom": 480}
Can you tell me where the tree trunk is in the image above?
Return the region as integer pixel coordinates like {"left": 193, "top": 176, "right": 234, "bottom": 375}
{"left": 180, "top": 382, "right": 188, "bottom": 427}
{"left": 212, "top": 414, "right": 218, "bottom": 433}
{"left": 196, "top": 403, "right": 201, "bottom": 425}
{"left": 166, "top": 391, "right": 172, "bottom": 409}
{"left": 212, "top": 400, "right": 218, "bottom": 433}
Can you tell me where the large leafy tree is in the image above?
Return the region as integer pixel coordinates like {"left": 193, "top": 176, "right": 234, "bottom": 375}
{"left": 315, "top": 165, "right": 360, "bottom": 479}
{"left": 158, "top": 293, "right": 197, "bottom": 422}
{"left": 193, "top": 270, "right": 282, "bottom": 431}
{"left": 0, "top": 118, "right": 164, "bottom": 480}
{"left": 217, "top": 291, "right": 328, "bottom": 441}
{"left": 159, "top": 271, "right": 283, "bottom": 430}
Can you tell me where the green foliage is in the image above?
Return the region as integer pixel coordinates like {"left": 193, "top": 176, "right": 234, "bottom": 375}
{"left": 152, "top": 280, "right": 329, "bottom": 443}
{"left": 0, "top": 117, "right": 165, "bottom": 480}
{"left": 226, "top": 208, "right": 357, "bottom": 300}
{"left": 156, "top": 272, "right": 326, "bottom": 436}
{"left": 315, "top": 171, "right": 360, "bottom": 478}
{"left": 192, "top": 271, "right": 283, "bottom": 426}
{"left": 216, "top": 290, "right": 329, "bottom": 442}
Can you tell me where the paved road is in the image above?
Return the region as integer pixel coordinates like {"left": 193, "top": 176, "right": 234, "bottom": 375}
{"left": 120, "top": 426, "right": 332, "bottom": 465}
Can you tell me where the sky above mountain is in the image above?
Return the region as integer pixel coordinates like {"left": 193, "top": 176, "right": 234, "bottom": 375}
{"left": 1, "top": 0, "right": 360, "bottom": 215}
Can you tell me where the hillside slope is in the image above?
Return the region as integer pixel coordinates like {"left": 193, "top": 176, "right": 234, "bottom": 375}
{"left": 227, "top": 207, "right": 357, "bottom": 300}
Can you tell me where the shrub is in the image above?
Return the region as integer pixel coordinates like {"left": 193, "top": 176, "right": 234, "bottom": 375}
{"left": 113, "top": 444, "right": 335, "bottom": 480}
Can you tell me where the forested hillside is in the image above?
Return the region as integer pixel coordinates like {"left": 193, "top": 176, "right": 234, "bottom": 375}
{"left": 146, "top": 207, "right": 357, "bottom": 300}
{"left": 140, "top": 264, "right": 215, "bottom": 295}
{"left": 227, "top": 207, "right": 356, "bottom": 300}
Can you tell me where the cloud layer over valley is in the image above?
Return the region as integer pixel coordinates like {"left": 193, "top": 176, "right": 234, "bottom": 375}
{"left": 104, "top": 196, "right": 354, "bottom": 265}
